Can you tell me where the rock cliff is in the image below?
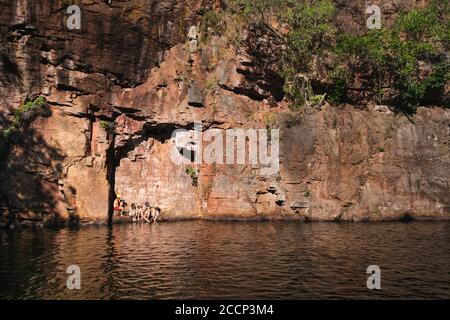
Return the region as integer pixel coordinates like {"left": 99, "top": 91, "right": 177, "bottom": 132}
{"left": 0, "top": 0, "right": 448, "bottom": 225}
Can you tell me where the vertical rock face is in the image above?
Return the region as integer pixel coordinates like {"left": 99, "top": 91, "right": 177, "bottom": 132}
{"left": 0, "top": 0, "right": 449, "bottom": 224}
{"left": 279, "top": 105, "right": 450, "bottom": 221}
{"left": 0, "top": 0, "right": 204, "bottom": 223}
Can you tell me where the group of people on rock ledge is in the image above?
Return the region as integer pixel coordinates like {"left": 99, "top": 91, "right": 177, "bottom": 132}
{"left": 113, "top": 196, "right": 160, "bottom": 223}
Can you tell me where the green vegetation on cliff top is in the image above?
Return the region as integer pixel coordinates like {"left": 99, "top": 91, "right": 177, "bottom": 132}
{"left": 221, "top": 0, "right": 449, "bottom": 113}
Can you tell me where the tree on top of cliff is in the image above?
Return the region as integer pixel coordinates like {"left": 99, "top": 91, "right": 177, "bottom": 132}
{"left": 227, "top": 0, "right": 337, "bottom": 109}
{"left": 225, "top": 0, "right": 449, "bottom": 112}
{"left": 334, "top": 0, "right": 449, "bottom": 112}
{"left": 280, "top": 0, "right": 337, "bottom": 110}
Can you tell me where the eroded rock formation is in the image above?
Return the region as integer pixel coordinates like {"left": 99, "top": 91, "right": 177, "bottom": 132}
{"left": 0, "top": 0, "right": 448, "bottom": 225}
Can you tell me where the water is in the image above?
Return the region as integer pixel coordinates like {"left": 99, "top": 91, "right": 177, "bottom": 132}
{"left": 0, "top": 221, "right": 449, "bottom": 299}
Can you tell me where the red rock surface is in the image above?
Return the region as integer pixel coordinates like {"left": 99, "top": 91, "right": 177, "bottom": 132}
{"left": 0, "top": 0, "right": 448, "bottom": 224}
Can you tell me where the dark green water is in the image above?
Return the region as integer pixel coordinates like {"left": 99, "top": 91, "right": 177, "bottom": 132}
{"left": 0, "top": 221, "right": 449, "bottom": 299}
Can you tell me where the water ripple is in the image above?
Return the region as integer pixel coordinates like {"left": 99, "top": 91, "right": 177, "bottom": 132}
{"left": 0, "top": 221, "right": 449, "bottom": 299}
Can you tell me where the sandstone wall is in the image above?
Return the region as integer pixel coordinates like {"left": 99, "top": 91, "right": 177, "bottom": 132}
{"left": 0, "top": 0, "right": 448, "bottom": 224}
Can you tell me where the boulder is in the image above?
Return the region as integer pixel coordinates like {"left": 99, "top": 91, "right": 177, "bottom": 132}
{"left": 188, "top": 84, "right": 205, "bottom": 107}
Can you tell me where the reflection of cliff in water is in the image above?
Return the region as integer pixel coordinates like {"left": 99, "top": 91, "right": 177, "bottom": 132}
{"left": 0, "top": 221, "right": 449, "bottom": 299}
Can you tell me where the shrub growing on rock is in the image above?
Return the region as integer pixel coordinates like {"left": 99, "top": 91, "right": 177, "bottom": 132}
{"left": 186, "top": 167, "right": 199, "bottom": 187}
{"left": 1, "top": 125, "right": 17, "bottom": 142}
{"left": 100, "top": 120, "right": 116, "bottom": 132}
{"left": 14, "top": 96, "right": 50, "bottom": 124}
{"left": 0, "top": 96, "right": 50, "bottom": 151}
{"left": 200, "top": 9, "right": 224, "bottom": 39}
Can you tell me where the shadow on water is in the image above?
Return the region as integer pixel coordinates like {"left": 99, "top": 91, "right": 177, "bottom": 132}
{"left": 99, "top": 225, "right": 120, "bottom": 299}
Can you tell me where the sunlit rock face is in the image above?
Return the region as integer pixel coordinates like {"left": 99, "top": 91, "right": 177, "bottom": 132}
{"left": 0, "top": 0, "right": 448, "bottom": 224}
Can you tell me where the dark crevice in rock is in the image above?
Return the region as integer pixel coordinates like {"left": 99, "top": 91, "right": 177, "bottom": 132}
{"left": 235, "top": 68, "right": 285, "bottom": 102}
{"left": 56, "top": 83, "right": 87, "bottom": 94}
{"left": 106, "top": 139, "right": 116, "bottom": 223}
{"left": 113, "top": 106, "right": 142, "bottom": 114}
{"left": 47, "top": 100, "right": 73, "bottom": 108}
{"left": 1, "top": 53, "right": 22, "bottom": 85}
{"left": 219, "top": 83, "right": 267, "bottom": 101}
{"left": 62, "top": 111, "right": 95, "bottom": 119}
{"left": 126, "top": 114, "right": 150, "bottom": 122}
{"left": 86, "top": 108, "right": 95, "bottom": 156}
{"left": 143, "top": 122, "right": 181, "bottom": 142}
